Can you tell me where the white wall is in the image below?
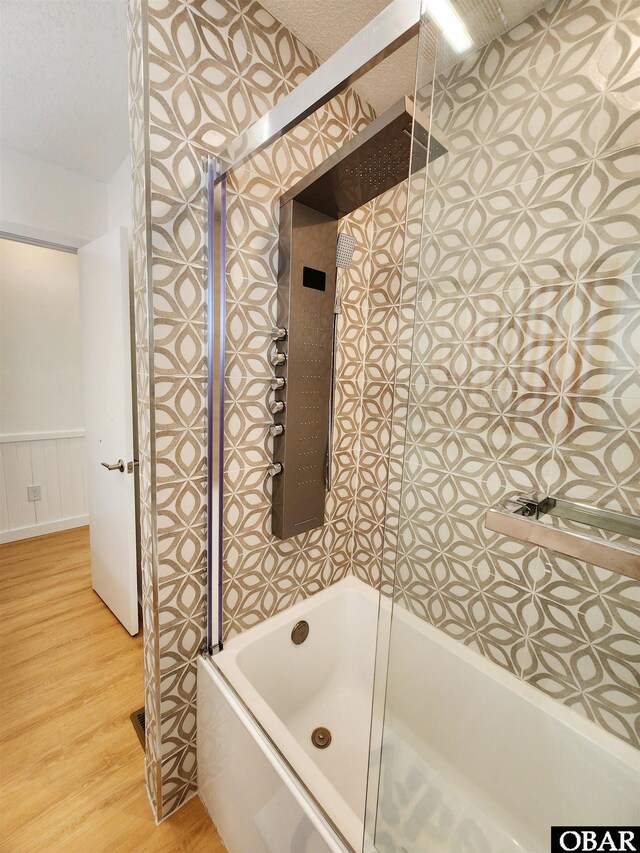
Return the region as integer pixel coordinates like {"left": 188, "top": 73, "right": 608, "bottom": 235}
{"left": 0, "top": 145, "right": 109, "bottom": 249}
{"left": 107, "top": 155, "right": 133, "bottom": 233}
{"left": 0, "top": 152, "right": 132, "bottom": 542}
{"left": 0, "top": 238, "right": 88, "bottom": 541}
{"left": 1, "top": 239, "right": 84, "bottom": 435}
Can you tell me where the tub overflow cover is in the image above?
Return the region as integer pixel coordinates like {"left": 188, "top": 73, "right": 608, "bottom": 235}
{"left": 291, "top": 620, "right": 309, "bottom": 645}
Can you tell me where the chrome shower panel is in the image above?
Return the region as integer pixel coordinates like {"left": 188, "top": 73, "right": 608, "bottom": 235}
{"left": 271, "top": 97, "right": 448, "bottom": 540}
{"left": 271, "top": 200, "right": 338, "bottom": 540}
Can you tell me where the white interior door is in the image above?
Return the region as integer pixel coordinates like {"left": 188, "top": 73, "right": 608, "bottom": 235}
{"left": 78, "top": 227, "right": 138, "bottom": 635}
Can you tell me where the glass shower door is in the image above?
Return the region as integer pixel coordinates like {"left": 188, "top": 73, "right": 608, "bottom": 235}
{"left": 366, "top": 0, "right": 640, "bottom": 850}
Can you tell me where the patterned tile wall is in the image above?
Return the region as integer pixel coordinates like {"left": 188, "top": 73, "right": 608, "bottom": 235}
{"left": 345, "top": 182, "right": 409, "bottom": 590}
{"left": 127, "top": 0, "right": 638, "bottom": 822}
{"left": 389, "top": 0, "right": 640, "bottom": 749}
{"left": 221, "top": 94, "right": 377, "bottom": 638}
{"left": 220, "top": 93, "right": 388, "bottom": 635}
{"left": 127, "top": 0, "right": 163, "bottom": 817}
{"left": 128, "top": 0, "right": 407, "bottom": 819}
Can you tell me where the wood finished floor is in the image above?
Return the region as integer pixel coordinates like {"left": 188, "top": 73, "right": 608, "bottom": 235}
{"left": 0, "top": 526, "right": 225, "bottom": 852}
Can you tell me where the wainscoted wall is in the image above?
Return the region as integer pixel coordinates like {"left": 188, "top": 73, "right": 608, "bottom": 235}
{"left": 1, "top": 237, "right": 88, "bottom": 543}
{"left": 388, "top": 0, "right": 640, "bottom": 749}
{"left": 0, "top": 434, "right": 88, "bottom": 543}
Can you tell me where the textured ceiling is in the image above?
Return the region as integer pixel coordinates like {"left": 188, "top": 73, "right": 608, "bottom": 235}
{"left": 0, "top": 0, "right": 549, "bottom": 183}
{"left": 259, "top": 0, "right": 548, "bottom": 114}
{"left": 0, "top": 0, "right": 129, "bottom": 182}
{"left": 259, "top": 0, "right": 420, "bottom": 114}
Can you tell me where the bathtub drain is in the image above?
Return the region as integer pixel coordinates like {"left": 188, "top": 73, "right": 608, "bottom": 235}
{"left": 311, "top": 727, "right": 332, "bottom": 749}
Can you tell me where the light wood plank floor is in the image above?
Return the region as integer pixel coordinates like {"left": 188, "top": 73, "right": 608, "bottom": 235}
{"left": 0, "top": 526, "right": 225, "bottom": 852}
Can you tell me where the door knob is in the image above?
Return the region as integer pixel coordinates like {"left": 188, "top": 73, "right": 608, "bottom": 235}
{"left": 101, "top": 459, "right": 125, "bottom": 472}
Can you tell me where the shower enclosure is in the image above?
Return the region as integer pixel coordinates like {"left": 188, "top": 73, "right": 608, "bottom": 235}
{"left": 197, "top": 0, "right": 640, "bottom": 849}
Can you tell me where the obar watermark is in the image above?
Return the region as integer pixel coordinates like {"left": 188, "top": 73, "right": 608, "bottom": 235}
{"left": 552, "top": 828, "right": 640, "bottom": 853}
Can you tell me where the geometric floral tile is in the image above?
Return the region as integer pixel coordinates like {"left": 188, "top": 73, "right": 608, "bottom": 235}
{"left": 518, "top": 553, "right": 640, "bottom": 747}
{"left": 563, "top": 275, "right": 640, "bottom": 399}
{"left": 160, "top": 742, "right": 198, "bottom": 815}
{"left": 388, "top": 0, "right": 640, "bottom": 752}
{"left": 221, "top": 138, "right": 409, "bottom": 635}
{"left": 552, "top": 394, "right": 640, "bottom": 514}
{"left": 347, "top": 185, "right": 411, "bottom": 592}
{"left": 129, "top": 0, "right": 165, "bottom": 822}
{"left": 580, "top": 147, "right": 640, "bottom": 282}
{"left": 593, "top": 8, "right": 640, "bottom": 157}
{"left": 130, "top": 0, "right": 393, "bottom": 822}
{"left": 131, "top": 0, "right": 640, "bottom": 822}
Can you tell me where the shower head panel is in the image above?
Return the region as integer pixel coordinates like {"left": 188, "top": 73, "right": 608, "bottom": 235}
{"left": 280, "top": 96, "right": 448, "bottom": 220}
{"left": 271, "top": 97, "right": 447, "bottom": 540}
{"left": 336, "top": 233, "right": 357, "bottom": 269}
{"left": 271, "top": 201, "right": 338, "bottom": 540}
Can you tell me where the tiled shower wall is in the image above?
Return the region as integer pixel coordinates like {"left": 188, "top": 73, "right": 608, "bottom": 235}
{"left": 341, "top": 182, "right": 408, "bottom": 590}
{"left": 128, "top": 0, "right": 638, "bottom": 820}
{"left": 128, "top": 0, "right": 160, "bottom": 816}
{"left": 127, "top": 0, "right": 407, "bottom": 818}
{"left": 223, "top": 167, "right": 413, "bottom": 633}
{"left": 389, "top": 0, "right": 640, "bottom": 749}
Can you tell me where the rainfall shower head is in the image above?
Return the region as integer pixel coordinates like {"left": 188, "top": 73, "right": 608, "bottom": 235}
{"left": 336, "top": 233, "right": 357, "bottom": 269}
{"left": 280, "top": 96, "right": 448, "bottom": 220}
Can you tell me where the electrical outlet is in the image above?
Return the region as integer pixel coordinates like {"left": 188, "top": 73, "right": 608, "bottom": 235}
{"left": 27, "top": 485, "right": 41, "bottom": 502}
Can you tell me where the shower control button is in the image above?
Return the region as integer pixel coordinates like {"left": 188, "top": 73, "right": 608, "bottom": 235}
{"left": 270, "top": 326, "right": 287, "bottom": 341}
{"left": 268, "top": 463, "right": 283, "bottom": 476}
{"left": 271, "top": 350, "right": 286, "bottom": 367}
{"left": 270, "top": 377, "right": 286, "bottom": 390}
{"left": 269, "top": 424, "right": 284, "bottom": 437}
{"left": 270, "top": 401, "right": 285, "bottom": 414}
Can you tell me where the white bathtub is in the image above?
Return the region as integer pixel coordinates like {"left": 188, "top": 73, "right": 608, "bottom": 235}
{"left": 197, "top": 577, "right": 640, "bottom": 853}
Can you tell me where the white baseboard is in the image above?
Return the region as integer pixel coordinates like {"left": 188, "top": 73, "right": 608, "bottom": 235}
{"left": 0, "top": 515, "right": 89, "bottom": 544}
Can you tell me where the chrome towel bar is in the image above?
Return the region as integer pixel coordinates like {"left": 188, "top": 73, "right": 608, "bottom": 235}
{"left": 484, "top": 494, "right": 640, "bottom": 581}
